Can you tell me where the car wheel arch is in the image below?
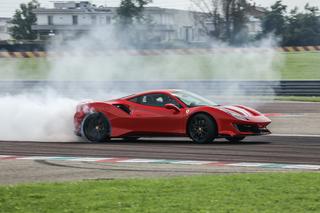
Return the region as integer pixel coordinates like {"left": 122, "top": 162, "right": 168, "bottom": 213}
{"left": 80, "top": 112, "right": 112, "bottom": 142}
{"left": 186, "top": 112, "right": 218, "bottom": 136}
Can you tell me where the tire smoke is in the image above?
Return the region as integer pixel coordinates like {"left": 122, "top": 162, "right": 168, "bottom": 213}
{"left": 0, "top": 27, "right": 282, "bottom": 142}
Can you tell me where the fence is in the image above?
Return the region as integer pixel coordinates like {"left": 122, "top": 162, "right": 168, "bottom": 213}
{"left": 0, "top": 81, "right": 319, "bottom": 97}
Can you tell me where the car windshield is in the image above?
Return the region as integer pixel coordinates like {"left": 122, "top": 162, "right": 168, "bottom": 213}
{"left": 172, "top": 90, "right": 218, "bottom": 107}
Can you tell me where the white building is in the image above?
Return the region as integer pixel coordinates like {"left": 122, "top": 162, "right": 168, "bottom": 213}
{"left": 143, "top": 7, "right": 207, "bottom": 42}
{"left": 246, "top": 5, "right": 266, "bottom": 37}
{"left": 32, "top": 1, "right": 113, "bottom": 39}
{"left": 0, "top": 17, "right": 11, "bottom": 40}
{"left": 32, "top": 1, "right": 265, "bottom": 43}
{"left": 32, "top": 1, "right": 209, "bottom": 42}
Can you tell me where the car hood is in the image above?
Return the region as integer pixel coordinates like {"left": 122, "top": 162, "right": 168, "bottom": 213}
{"left": 217, "top": 105, "right": 262, "bottom": 117}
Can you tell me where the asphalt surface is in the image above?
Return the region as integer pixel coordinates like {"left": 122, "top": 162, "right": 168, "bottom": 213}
{"left": 251, "top": 101, "right": 320, "bottom": 114}
{"left": 0, "top": 136, "right": 320, "bottom": 165}
{"left": 1, "top": 101, "right": 320, "bottom": 184}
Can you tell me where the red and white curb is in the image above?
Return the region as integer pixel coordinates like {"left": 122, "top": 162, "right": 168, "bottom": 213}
{"left": 1, "top": 155, "right": 319, "bottom": 170}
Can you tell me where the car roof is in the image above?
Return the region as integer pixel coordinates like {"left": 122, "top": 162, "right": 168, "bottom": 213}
{"left": 121, "top": 89, "right": 181, "bottom": 100}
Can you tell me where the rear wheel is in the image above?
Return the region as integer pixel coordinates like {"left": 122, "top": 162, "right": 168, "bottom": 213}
{"left": 226, "top": 136, "right": 246, "bottom": 143}
{"left": 82, "top": 113, "right": 110, "bottom": 143}
{"left": 188, "top": 113, "right": 217, "bottom": 144}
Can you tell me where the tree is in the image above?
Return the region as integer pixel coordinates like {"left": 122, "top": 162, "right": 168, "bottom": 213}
{"left": 261, "top": 0, "right": 287, "bottom": 36}
{"left": 191, "top": 0, "right": 249, "bottom": 45}
{"left": 191, "top": 0, "right": 224, "bottom": 40}
{"left": 116, "top": 0, "right": 152, "bottom": 47}
{"left": 228, "top": 0, "right": 248, "bottom": 44}
{"left": 117, "top": 0, "right": 152, "bottom": 26}
{"left": 9, "top": 0, "right": 39, "bottom": 40}
{"left": 283, "top": 4, "right": 320, "bottom": 46}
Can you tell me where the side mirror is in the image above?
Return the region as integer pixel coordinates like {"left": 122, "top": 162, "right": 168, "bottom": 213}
{"left": 164, "top": 103, "right": 180, "bottom": 113}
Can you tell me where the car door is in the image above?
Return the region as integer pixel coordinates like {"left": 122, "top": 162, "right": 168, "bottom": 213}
{"left": 128, "top": 93, "right": 187, "bottom": 135}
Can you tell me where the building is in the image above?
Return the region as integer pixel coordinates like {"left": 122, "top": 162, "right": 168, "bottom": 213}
{"left": 32, "top": 1, "right": 113, "bottom": 39}
{"left": 246, "top": 5, "right": 266, "bottom": 37}
{"left": 32, "top": 1, "right": 265, "bottom": 43}
{"left": 0, "top": 17, "right": 11, "bottom": 40}
{"left": 143, "top": 7, "right": 207, "bottom": 43}
{"left": 31, "top": 1, "right": 210, "bottom": 42}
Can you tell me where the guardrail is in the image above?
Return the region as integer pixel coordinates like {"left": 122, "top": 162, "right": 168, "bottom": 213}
{"left": 0, "top": 81, "right": 319, "bottom": 97}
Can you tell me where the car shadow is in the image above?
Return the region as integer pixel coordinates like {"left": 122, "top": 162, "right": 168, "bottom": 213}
{"left": 104, "top": 138, "right": 272, "bottom": 145}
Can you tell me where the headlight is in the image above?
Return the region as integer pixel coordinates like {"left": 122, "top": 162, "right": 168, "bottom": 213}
{"left": 221, "top": 109, "right": 249, "bottom": 121}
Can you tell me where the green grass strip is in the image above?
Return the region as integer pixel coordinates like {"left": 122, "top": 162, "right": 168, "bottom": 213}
{"left": 0, "top": 52, "right": 320, "bottom": 80}
{"left": 0, "top": 173, "right": 320, "bottom": 213}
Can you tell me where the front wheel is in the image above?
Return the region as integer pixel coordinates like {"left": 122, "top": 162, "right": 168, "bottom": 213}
{"left": 226, "top": 136, "right": 246, "bottom": 143}
{"left": 188, "top": 113, "right": 217, "bottom": 144}
{"left": 82, "top": 112, "right": 110, "bottom": 143}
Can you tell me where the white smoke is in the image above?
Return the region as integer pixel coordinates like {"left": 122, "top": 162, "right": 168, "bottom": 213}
{"left": 0, "top": 90, "right": 78, "bottom": 141}
{"left": 0, "top": 27, "right": 282, "bottom": 142}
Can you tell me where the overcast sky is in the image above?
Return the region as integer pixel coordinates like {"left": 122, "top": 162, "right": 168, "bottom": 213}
{"left": 1, "top": 0, "right": 320, "bottom": 17}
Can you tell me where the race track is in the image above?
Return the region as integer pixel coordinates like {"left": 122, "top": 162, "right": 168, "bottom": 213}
{"left": 0, "top": 135, "right": 319, "bottom": 164}
{"left": 1, "top": 101, "right": 320, "bottom": 184}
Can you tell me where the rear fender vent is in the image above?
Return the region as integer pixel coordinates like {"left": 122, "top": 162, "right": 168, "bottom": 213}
{"left": 113, "top": 104, "right": 131, "bottom": 114}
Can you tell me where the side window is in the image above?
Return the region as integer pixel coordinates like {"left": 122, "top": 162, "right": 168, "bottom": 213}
{"left": 130, "top": 94, "right": 182, "bottom": 108}
{"left": 141, "top": 94, "right": 164, "bottom": 106}
{"left": 129, "top": 97, "right": 139, "bottom": 103}
{"left": 167, "top": 96, "right": 183, "bottom": 108}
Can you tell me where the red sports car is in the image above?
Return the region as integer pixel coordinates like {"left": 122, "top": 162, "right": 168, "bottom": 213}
{"left": 74, "top": 90, "right": 271, "bottom": 143}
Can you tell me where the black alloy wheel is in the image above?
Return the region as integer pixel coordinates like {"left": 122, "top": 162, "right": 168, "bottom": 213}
{"left": 188, "top": 113, "right": 217, "bottom": 144}
{"left": 226, "top": 136, "right": 246, "bottom": 143}
{"left": 82, "top": 112, "right": 110, "bottom": 142}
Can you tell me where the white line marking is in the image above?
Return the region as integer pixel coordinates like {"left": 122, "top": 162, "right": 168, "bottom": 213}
{"left": 171, "top": 161, "right": 215, "bottom": 165}
{"left": 229, "top": 163, "right": 270, "bottom": 167}
{"left": 271, "top": 134, "right": 320, "bottom": 138}
{"left": 68, "top": 157, "right": 111, "bottom": 162}
{"left": 18, "top": 156, "right": 59, "bottom": 160}
{"left": 120, "top": 159, "right": 165, "bottom": 163}
{"left": 283, "top": 165, "right": 320, "bottom": 170}
{"left": 2, "top": 155, "right": 320, "bottom": 171}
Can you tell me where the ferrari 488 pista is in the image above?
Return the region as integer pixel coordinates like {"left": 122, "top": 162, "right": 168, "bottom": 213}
{"left": 74, "top": 90, "right": 271, "bottom": 143}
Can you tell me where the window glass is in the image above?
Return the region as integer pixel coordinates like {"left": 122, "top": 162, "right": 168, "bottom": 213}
{"left": 129, "top": 94, "right": 182, "bottom": 108}
{"left": 106, "top": 16, "right": 111, "bottom": 24}
{"left": 129, "top": 97, "right": 138, "bottom": 103}
{"left": 48, "top": 15, "right": 53, "bottom": 25}
{"left": 72, "top": 15, "right": 78, "bottom": 25}
{"left": 91, "top": 15, "right": 97, "bottom": 24}
{"left": 172, "top": 90, "right": 218, "bottom": 107}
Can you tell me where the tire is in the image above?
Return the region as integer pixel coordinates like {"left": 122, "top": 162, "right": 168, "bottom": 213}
{"left": 81, "top": 112, "right": 110, "bottom": 143}
{"left": 188, "top": 113, "right": 217, "bottom": 144}
{"left": 226, "top": 136, "right": 246, "bottom": 143}
{"left": 122, "top": 137, "right": 140, "bottom": 142}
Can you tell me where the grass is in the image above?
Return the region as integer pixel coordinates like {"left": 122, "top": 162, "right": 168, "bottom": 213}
{"left": 282, "top": 52, "right": 320, "bottom": 80}
{"left": 0, "top": 52, "right": 319, "bottom": 80}
{"left": 0, "top": 173, "right": 320, "bottom": 213}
